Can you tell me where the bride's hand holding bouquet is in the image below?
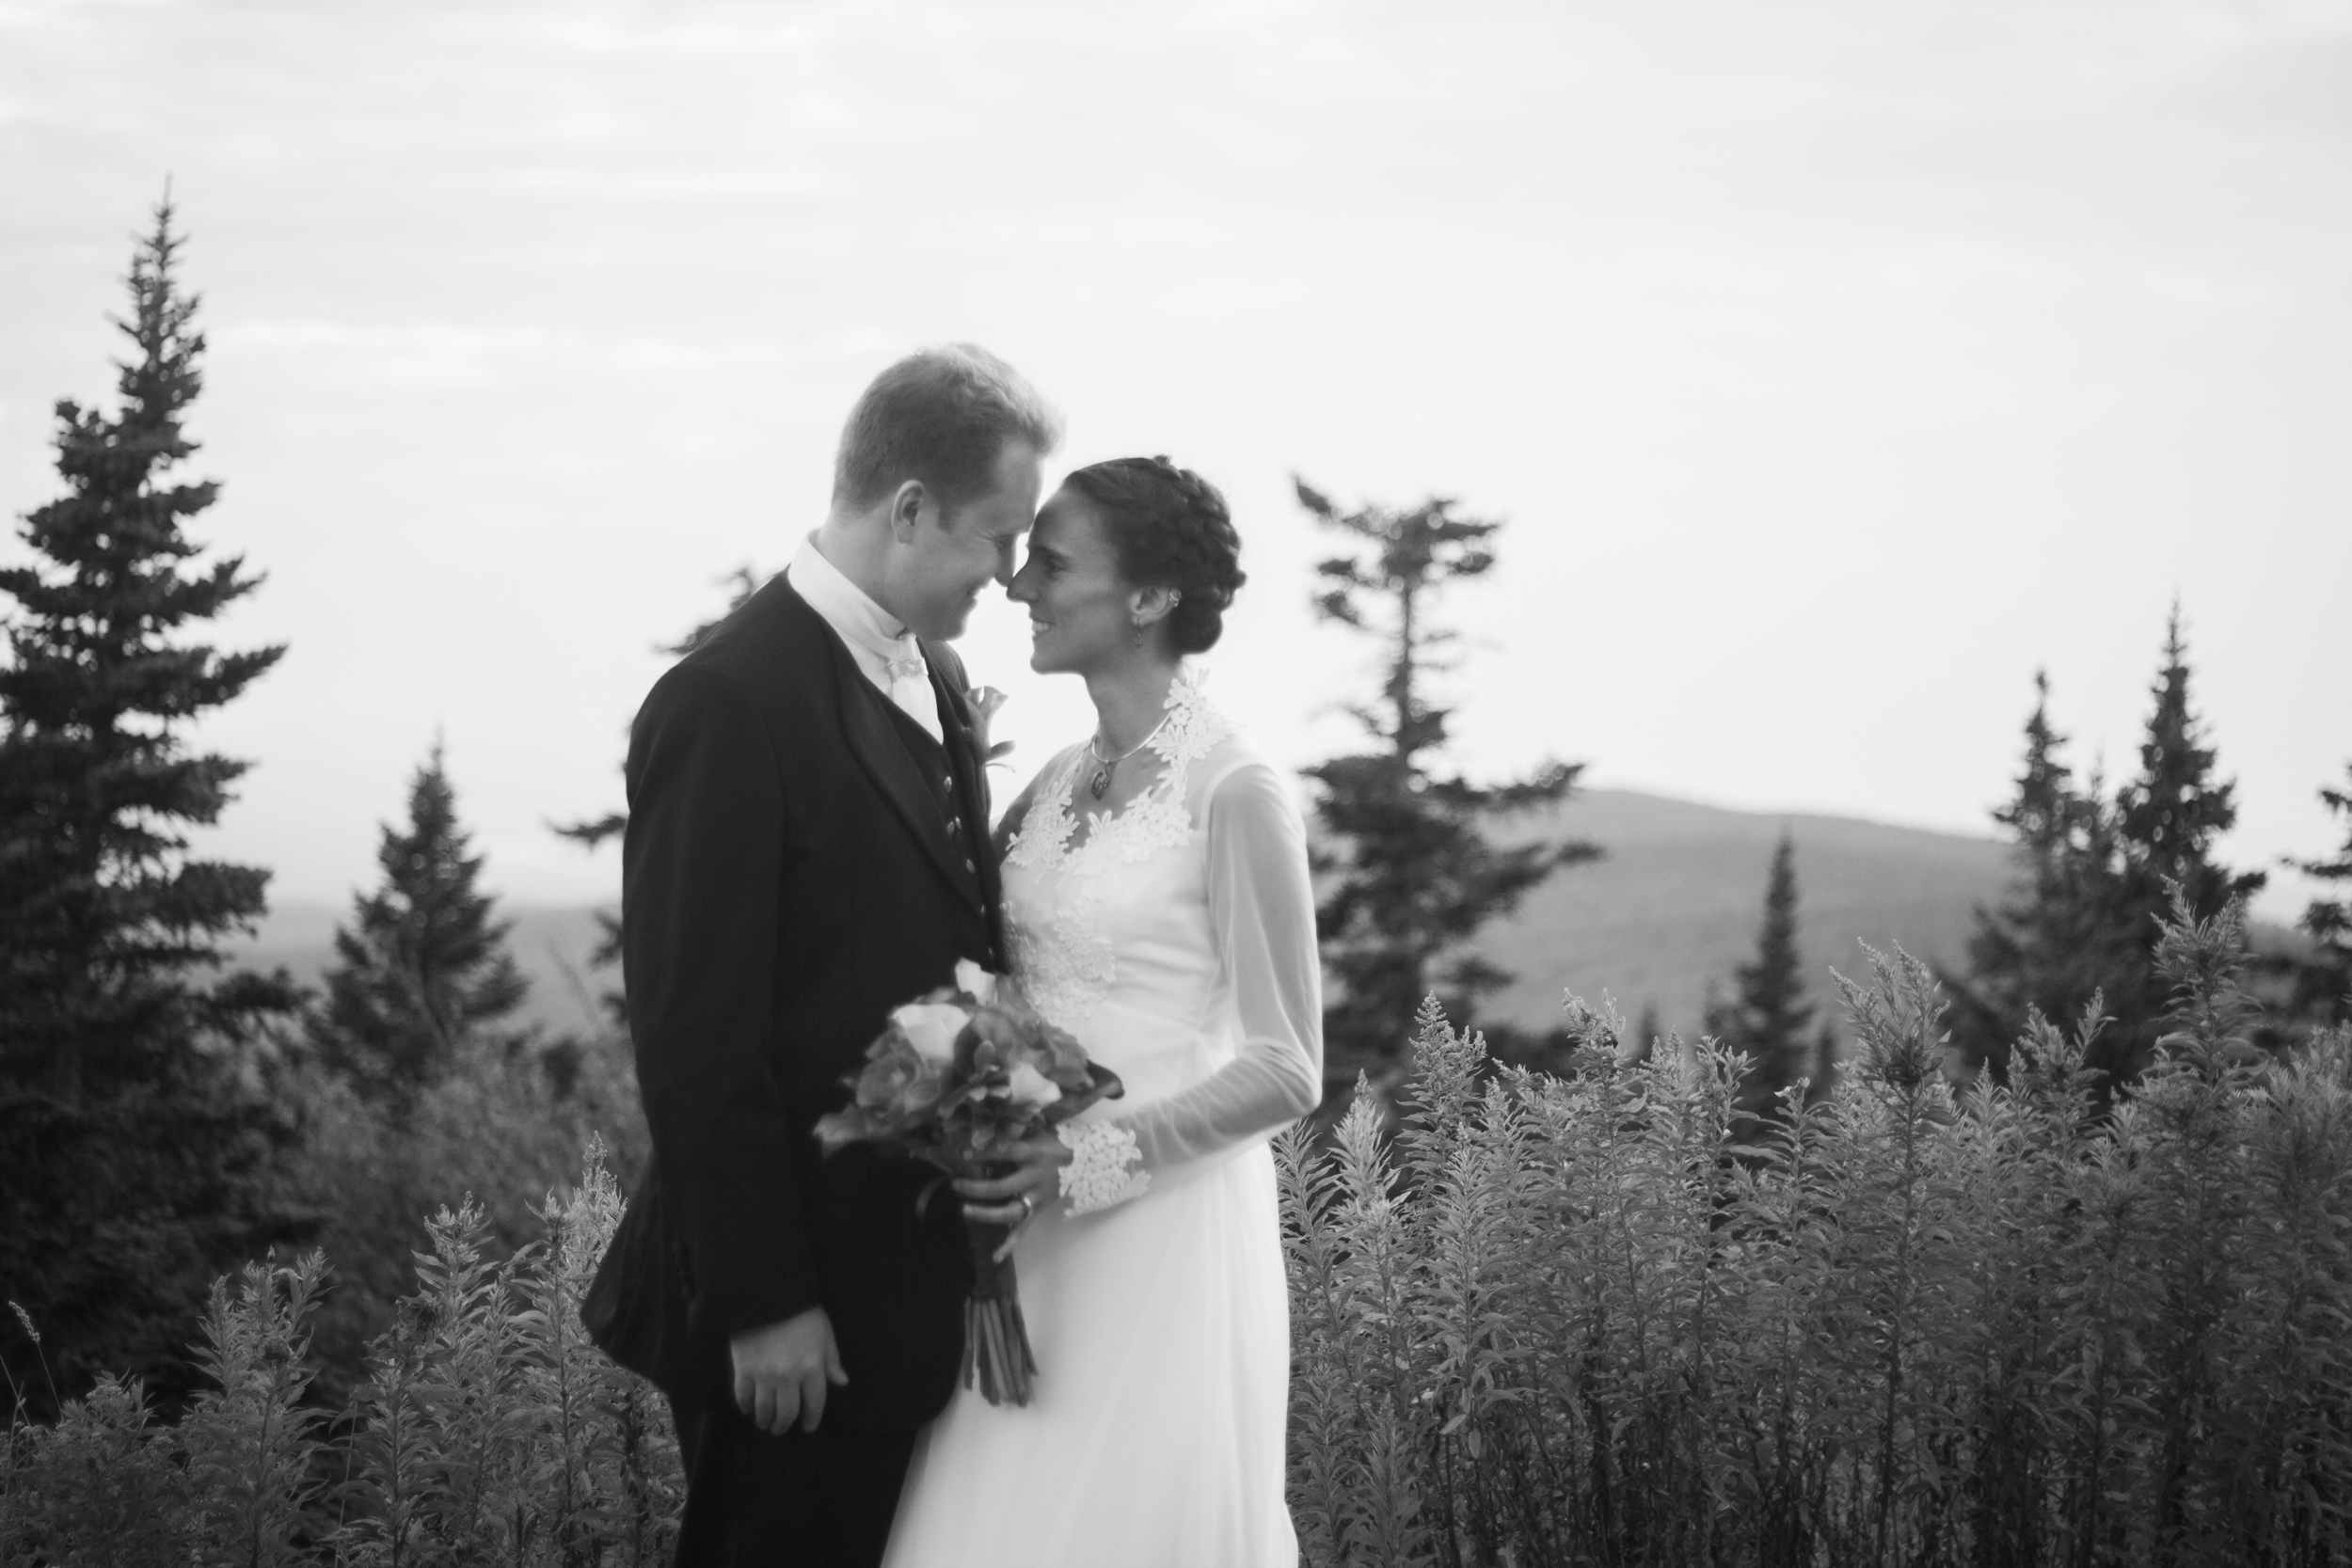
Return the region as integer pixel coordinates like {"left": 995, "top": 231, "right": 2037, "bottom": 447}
{"left": 813, "top": 958, "right": 1121, "bottom": 1406}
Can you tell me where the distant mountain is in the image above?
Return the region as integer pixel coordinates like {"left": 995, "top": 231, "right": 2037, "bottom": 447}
{"left": 224, "top": 789, "right": 2022, "bottom": 1048}
{"left": 223, "top": 902, "right": 618, "bottom": 1040}
{"left": 1472, "top": 789, "right": 2015, "bottom": 1040}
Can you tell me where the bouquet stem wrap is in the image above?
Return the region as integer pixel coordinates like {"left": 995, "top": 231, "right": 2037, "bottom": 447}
{"left": 961, "top": 1213, "right": 1037, "bottom": 1407}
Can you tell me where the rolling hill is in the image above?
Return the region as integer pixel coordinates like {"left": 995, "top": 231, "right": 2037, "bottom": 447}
{"left": 1473, "top": 789, "right": 2013, "bottom": 1039}
{"left": 224, "top": 789, "right": 2020, "bottom": 1046}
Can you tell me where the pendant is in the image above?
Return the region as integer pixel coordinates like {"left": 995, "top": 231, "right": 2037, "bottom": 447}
{"left": 1089, "top": 767, "right": 1112, "bottom": 800}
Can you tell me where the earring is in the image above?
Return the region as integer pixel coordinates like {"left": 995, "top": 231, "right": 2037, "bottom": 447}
{"left": 1133, "top": 623, "right": 1147, "bottom": 648}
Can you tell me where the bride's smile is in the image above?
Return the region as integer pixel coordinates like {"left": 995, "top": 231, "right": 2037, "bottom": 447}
{"left": 1007, "top": 483, "right": 1179, "bottom": 678}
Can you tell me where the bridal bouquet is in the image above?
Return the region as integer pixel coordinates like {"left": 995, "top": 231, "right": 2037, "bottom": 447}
{"left": 814, "top": 959, "right": 1122, "bottom": 1405}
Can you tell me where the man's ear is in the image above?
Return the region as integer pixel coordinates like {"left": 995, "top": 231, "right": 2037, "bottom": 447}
{"left": 887, "top": 480, "right": 930, "bottom": 543}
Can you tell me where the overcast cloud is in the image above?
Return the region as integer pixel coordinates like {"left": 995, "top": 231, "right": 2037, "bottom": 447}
{"left": 3, "top": 0, "right": 2346, "bottom": 919}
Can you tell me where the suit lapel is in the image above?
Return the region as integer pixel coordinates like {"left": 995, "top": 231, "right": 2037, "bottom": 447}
{"left": 793, "top": 599, "right": 971, "bottom": 904}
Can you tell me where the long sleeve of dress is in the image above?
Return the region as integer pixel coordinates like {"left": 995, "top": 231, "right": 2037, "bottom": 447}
{"left": 1059, "top": 758, "right": 1324, "bottom": 1211}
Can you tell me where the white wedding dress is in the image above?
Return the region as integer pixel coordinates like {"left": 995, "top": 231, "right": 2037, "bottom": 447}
{"left": 882, "top": 673, "right": 1322, "bottom": 1568}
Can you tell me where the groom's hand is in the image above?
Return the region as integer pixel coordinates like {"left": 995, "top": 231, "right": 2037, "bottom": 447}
{"left": 730, "top": 1307, "right": 848, "bottom": 1435}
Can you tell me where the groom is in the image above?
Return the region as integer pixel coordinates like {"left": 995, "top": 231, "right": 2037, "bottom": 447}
{"left": 583, "top": 345, "right": 1060, "bottom": 1564}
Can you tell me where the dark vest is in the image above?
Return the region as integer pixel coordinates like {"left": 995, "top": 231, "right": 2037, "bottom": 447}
{"left": 876, "top": 689, "right": 993, "bottom": 930}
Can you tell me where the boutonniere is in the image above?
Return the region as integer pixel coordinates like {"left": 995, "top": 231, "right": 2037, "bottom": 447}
{"left": 968, "top": 686, "right": 1014, "bottom": 769}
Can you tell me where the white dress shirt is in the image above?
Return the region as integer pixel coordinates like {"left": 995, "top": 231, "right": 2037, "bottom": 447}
{"left": 787, "top": 534, "right": 943, "bottom": 744}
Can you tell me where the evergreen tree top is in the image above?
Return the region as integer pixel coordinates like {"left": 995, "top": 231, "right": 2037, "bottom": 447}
{"left": 2118, "top": 604, "right": 2242, "bottom": 880}
{"left": 309, "top": 740, "right": 529, "bottom": 1102}
{"left": 2, "top": 194, "right": 280, "bottom": 736}
{"left": 1707, "top": 831, "right": 1820, "bottom": 1101}
{"left": 1996, "top": 671, "right": 2078, "bottom": 858}
{"left": 1733, "top": 833, "right": 1815, "bottom": 1039}
{"left": 0, "top": 191, "right": 292, "bottom": 1093}
{"left": 1295, "top": 479, "right": 1507, "bottom": 768}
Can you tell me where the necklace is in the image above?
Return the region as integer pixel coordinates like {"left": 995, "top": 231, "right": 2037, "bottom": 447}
{"left": 1086, "top": 713, "right": 1173, "bottom": 800}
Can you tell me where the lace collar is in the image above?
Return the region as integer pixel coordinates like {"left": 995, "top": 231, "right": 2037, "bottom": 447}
{"left": 1008, "top": 668, "right": 1235, "bottom": 874}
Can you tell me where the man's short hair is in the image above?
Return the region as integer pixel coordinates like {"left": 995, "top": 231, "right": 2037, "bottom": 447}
{"left": 833, "top": 344, "right": 1062, "bottom": 512}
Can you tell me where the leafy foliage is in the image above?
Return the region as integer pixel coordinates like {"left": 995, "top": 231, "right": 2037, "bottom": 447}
{"left": 283, "top": 1025, "right": 650, "bottom": 1410}
{"left": 4, "top": 1144, "right": 682, "bottom": 1566}
{"left": 1295, "top": 479, "right": 1597, "bottom": 1096}
{"left": 1283, "top": 899, "right": 2352, "bottom": 1568}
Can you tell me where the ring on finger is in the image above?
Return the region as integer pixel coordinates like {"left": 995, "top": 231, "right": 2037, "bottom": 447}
{"left": 1020, "top": 1193, "right": 1035, "bottom": 1219}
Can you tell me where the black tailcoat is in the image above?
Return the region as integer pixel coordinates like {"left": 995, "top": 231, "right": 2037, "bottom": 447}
{"left": 583, "top": 574, "right": 1003, "bottom": 1433}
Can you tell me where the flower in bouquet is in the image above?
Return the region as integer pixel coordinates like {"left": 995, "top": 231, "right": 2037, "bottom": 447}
{"left": 813, "top": 959, "right": 1120, "bottom": 1405}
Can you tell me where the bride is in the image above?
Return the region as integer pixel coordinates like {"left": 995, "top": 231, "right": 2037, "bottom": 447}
{"left": 881, "top": 456, "right": 1323, "bottom": 1567}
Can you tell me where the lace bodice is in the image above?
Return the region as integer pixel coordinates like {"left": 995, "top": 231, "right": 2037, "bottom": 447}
{"left": 1000, "top": 673, "right": 1323, "bottom": 1211}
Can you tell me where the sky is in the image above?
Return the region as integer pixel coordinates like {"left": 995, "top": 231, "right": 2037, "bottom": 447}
{"left": 3, "top": 0, "right": 2347, "bottom": 922}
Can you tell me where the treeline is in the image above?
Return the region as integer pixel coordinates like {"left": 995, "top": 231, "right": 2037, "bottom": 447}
{"left": 1684, "top": 617, "right": 2352, "bottom": 1143}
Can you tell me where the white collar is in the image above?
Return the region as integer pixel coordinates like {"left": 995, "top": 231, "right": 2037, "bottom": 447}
{"left": 788, "top": 534, "right": 924, "bottom": 668}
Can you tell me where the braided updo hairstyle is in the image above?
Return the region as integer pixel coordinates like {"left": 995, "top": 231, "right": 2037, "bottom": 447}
{"left": 1062, "top": 456, "right": 1247, "bottom": 655}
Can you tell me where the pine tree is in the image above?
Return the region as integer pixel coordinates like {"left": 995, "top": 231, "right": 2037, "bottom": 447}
{"left": 1953, "top": 612, "right": 2263, "bottom": 1089}
{"left": 0, "top": 194, "right": 292, "bottom": 1085}
{"left": 310, "top": 742, "right": 530, "bottom": 1101}
{"left": 1295, "top": 479, "right": 1598, "bottom": 1097}
{"left": 0, "top": 195, "right": 303, "bottom": 1412}
{"left": 2286, "top": 763, "right": 2351, "bottom": 1023}
{"left": 1703, "top": 832, "right": 1827, "bottom": 1128}
{"left": 2107, "top": 606, "right": 2265, "bottom": 1072}
{"left": 1947, "top": 674, "right": 2137, "bottom": 1080}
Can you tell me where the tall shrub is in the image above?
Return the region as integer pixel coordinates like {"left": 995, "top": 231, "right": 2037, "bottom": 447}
{"left": 2, "top": 1143, "right": 683, "bottom": 1566}
{"left": 1281, "top": 902, "right": 2352, "bottom": 1567}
